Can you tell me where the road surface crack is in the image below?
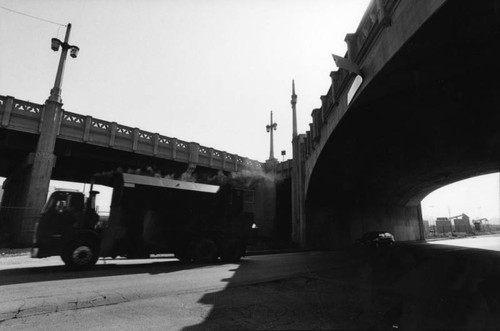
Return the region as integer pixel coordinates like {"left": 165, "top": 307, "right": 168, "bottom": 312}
{"left": 0, "top": 300, "right": 27, "bottom": 324}
{"left": 13, "top": 300, "right": 26, "bottom": 319}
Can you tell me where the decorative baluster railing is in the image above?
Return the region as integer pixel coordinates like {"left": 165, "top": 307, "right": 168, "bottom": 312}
{"left": 304, "top": 0, "right": 398, "bottom": 160}
{"left": 0, "top": 96, "right": 43, "bottom": 133}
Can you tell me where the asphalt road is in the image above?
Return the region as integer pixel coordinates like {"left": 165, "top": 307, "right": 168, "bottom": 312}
{"left": 1, "top": 236, "right": 499, "bottom": 330}
{"left": 0, "top": 251, "right": 346, "bottom": 330}
{"left": 428, "top": 234, "right": 500, "bottom": 251}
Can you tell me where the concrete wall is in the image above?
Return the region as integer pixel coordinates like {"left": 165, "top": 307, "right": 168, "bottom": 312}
{"left": 0, "top": 165, "right": 32, "bottom": 247}
{"left": 253, "top": 178, "right": 276, "bottom": 239}
{"left": 274, "top": 177, "right": 292, "bottom": 243}
{"left": 349, "top": 204, "right": 422, "bottom": 242}
{"left": 250, "top": 170, "right": 293, "bottom": 244}
{"left": 306, "top": 198, "right": 422, "bottom": 249}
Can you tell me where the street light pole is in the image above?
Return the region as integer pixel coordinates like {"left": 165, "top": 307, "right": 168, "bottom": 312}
{"left": 266, "top": 110, "right": 277, "bottom": 161}
{"left": 49, "top": 23, "right": 79, "bottom": 103}
{"left": 19, "top": 23, "right": 79, "bottom": 244}
{"left": 50, "top": 24, "right": 70, "bottom": 102}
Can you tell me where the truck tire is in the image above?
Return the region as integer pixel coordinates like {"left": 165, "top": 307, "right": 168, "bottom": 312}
{"left": 61, "top": 242, "right": 99, "bottom": 270}
{"left": 194, "top": 238, "right": 218, "bottom": 263}
{"left": 221, "top": 239, "right": 243, "bottom": 262}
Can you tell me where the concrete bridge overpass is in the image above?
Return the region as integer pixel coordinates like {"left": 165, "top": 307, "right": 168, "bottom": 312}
{"left": 292, "top": 0, "right": 500, "bottom": 248}
{"left": 0, "top": 95, "right": 262, "bottom": 245}
{"left": 0, "top": 95, "right": 262, "bottom": 181}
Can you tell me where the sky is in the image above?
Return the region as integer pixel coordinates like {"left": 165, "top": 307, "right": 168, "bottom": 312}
{"left": 1, "top": 1, "right": 500, "bottom": 224}
{"left": 0, "top": 0, "right": 370, "bottom": 162}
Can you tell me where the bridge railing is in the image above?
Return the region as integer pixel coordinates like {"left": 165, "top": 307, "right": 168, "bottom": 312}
{"left": 0, "top": 97, "right": 43, "bottom": 134}
{"left": 303, "top": 0, "right": 398, "bottom": 158}
{"left": 0, "top": 95, "right": 262, "bottom": 172}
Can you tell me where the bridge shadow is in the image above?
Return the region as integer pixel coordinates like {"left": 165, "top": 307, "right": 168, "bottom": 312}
{"left": 0, "top": 257, "right": 207, "bottom": 286}
{"left": 182, "top": 244, "right": 500, "bottom": 330}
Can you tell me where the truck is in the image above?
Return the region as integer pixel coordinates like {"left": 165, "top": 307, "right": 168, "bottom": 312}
{"left": 31, "top": 171, "right": 256, "bottom": 269}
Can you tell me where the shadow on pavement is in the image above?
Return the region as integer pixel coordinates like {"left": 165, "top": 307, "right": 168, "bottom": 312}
{"left": 0, "top": 258, "right": 210, "bottom": 286}
{"left": 183, "top": 243, "right": 500, "bottom": 330}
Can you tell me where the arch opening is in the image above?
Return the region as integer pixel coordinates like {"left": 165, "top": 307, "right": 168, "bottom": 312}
{"left": 421, "top": 173, "right": 500, "bottom": 239}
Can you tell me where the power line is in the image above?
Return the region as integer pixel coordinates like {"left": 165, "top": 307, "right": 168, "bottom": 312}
{"left": 0, "top": 5, "right": 66, "bottom": 27}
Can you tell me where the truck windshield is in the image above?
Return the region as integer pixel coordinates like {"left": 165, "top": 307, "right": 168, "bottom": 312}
{"left": 41, "top": 192, "right": 84, "bottom": 214}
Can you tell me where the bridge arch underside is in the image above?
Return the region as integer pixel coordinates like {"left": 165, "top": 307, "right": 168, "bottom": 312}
{"left": 305, "top": 0, "right": 500, "bottom": 248}
{"left": 0, "top": 131, "right": 226, "bottom": 184}
{"left": 50, "top": 140, "right": 222, "bottom": 183}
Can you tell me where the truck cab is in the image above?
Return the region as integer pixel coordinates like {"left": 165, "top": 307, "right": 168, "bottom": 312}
{"left": 32, "top": 190, "right": 100, "bottom": 267}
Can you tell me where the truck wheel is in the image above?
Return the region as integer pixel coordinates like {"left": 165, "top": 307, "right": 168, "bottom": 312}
{"left": 194, "top": 239, "right": 218, "bottom": 263}
{"left": 62, "top": 242, "right": 98, "bottom": 269}
{"left": 221, "top": 239, "right": 243, "bottom": 262}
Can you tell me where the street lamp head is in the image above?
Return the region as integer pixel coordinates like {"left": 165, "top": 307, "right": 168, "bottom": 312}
{"left": 50, "top": 38, "right": 80, "bottom": 58}
{"left": 51, "top": 38, "right": 61, "bottom": 52}
{"left": 70, "top": 46, "right": 80, "bottom": 58}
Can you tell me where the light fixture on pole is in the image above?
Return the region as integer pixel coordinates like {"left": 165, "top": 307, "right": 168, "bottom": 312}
{"left": 51, "top": 38, "right": 79, "bottom": 57}
{"left": 266, "top": 110, "right": 278, "bottom": 161}
{"left": 49, "top": 23, "right": 79, "bottom": 103}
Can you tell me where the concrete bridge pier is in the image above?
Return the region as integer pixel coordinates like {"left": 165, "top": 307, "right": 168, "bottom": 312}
{"left": 305, "top": 201, "right": 351, "bottom": 249}
{"left": 0, "top": 162, "right": 32, "bottom": 247}
{"left": 348, "top": 203, "right": 424, "bottom": 244}
{"left": 0, "top": 99, "right": 61, "bottom": 247}
{"left": 20, "top": 153, "right": 57, "bottom": 245}
{"left": 305, "top": 196, "right": 424, "bottom": 249}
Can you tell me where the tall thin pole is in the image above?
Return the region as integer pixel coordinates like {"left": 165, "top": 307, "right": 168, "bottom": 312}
{"left": 270, "top": 111, "right": 275, "bottom": 160}
{"left": 291, "top": 80, "right": 297, "bottom": 138}
{"left": 266, "top": 111, "right": 277, "bottom": 161}
{"left": 50, "top": 23, "right": 72, "bottom": 103}
{"left": 290, "top": 80, "right": 306, "bottom": 247}
{"left": 18, "top": 23, "right": 77, "bottom": 244}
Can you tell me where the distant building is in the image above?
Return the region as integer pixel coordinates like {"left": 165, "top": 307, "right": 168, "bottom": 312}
{"left": 472, "top": 218, "right": 489, "bottom": 232}
{"left": 450, "top": 214, "right": 472, "bottom": 233}
{"left": 436, "top": 217, "right": 452, "bottom": 233}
